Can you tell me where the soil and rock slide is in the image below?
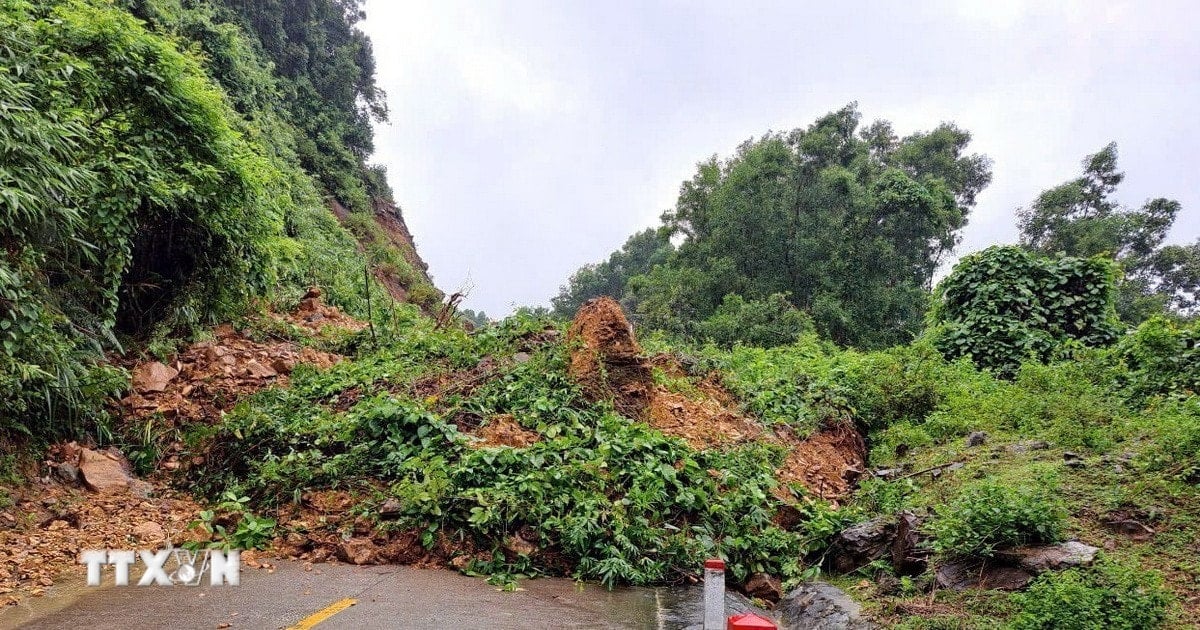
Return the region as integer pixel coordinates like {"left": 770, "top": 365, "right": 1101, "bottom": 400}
{"left": 0, "top": 443, "right": 204, "bottom": 605}
{"left": 567, "top": 297, "right": 868, "bottom": 501}
{"left": 1, "top": 294, "right": 869, "bottom": 607}
{"left": 0, "top": 292, "right": 356, "bottom": 606}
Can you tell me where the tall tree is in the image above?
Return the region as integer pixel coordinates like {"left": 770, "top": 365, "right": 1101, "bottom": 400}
{"left": 1018, "top": 143, "right": 1198, "bottom": 320}
{"left": 552, "top": 228, "right": 673, "bottom": 317}
{"left": 623, "top": 104, "right": 991, "bottom": 348}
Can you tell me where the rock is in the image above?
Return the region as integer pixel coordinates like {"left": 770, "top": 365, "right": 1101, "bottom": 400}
{"left": 268, "top": 357, "right": 292, "bottom": 375}
{"left": 891, "top": 511, "right": 928, "bottom": 576}
{"left": 995, "top": 541, "right": 1099, "bottom": 573}
{"left": 132, "top": 362, "right": 178, "bottom": 393}
{"left": 336, "top": 538, "right": 378, "bottom": 565}
{"left": 128, "top": 479, "right": 155, "bottom": 499}
{"left": 54, "top": 463, "right": 79, "bottom": 484}
{"left": 78, "top": 448, "right": 131, "bottom": 494}
{"left": 378, "top": 498, "right": 403, "bottom": 518}
{"left": 937, "top": 542, "right": 1099, "bottom": 592}
{"left": 743, "top": 573, "right": 783, "bottom": 603}
{"left": 871, "top": 468, "right": 903, "bottom": 480}
{"left": 1063, "top": 452, "right": 1086, "bottom": 469}
{"left": 513, "top": 352, "right": 532, "bottom": 364}
{"left": 132, "top": 521, "right": 165, "bottom": 542}
{"left": 1105, "top": 518, "right": 1155, "bottom": 541}
{"left": 503, "top": 534, "right": 537, "bottom": 557}
{"left": 965, "top": 431, "right": 988, "bottom": 447}
{"left": 827, "top": 517, "right": 895, "bottom": 574}
{"left": 244, "top": 360, "right": 278, "bottom": 379}
{"left": 304, "top": 286, "right": 322, "bottom": 300}
{"left": 778, "top": 581, "right": 874, "bottom": 629}
{"left": 936, "top": 558, "right": 1034, "bottom": 591}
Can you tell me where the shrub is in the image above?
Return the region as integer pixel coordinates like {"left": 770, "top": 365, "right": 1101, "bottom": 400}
{"left": 1110, "top": 316, "right": 1199, "bottom": 403}
{"left": 1011, "top": 559, "right": 1173, "bottom": 629}
{"left": 698, "top": 293, "right": 814, "bottom": 349}
{"left": 929, "top": 246, "right": 1121, "bottom": 376}
{"left": 927, "top": 479, "right": 1066, "bottom": 557}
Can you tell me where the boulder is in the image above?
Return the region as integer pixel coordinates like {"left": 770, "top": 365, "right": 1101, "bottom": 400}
{"left": 965, "top": 431, "right": 988, "bottom": 447}
{"left": 78, "top": 448, "right": 131, "bottom": 494}
{"left": 1104, "top": 518, "right": 1155, "bottom": 541}
{"left": 935, "top": 558, "right": 1033, "bottom": 591}
{"left": 827, "top": 517, "right": 895, "bottom": 573}
{"left": 778, "top": 581, "right": 874, "bottom": 629}
{"left": 995, "top": 541, "right": 1099, "bottom": 573}
{"left": 743, "top": 572, "right": 783, "bottom": 603}
{"left": 244, "top": 360, "right": 278, "bottom": 379}
{"left": 132, "top": 362, "right": 178, "bottom": 393}
{"left": 378, "top": 497, "right": 403, "bottom": 518}
{"left": 891, "top": 511, "right": 928, "bottom": 576}
{"left": 336, "top": 538, "right": 378, "bottom": 565}
{"left": 132, "top": 521, "right": 165, "bottom": 543}
{"left": 936, "top": 542, "right": 1099, "bottom": 592}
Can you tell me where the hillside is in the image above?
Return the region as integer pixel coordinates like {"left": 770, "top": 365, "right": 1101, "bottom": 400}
{"left": 1, "top": 1, "right": 1198, "bottom": 629}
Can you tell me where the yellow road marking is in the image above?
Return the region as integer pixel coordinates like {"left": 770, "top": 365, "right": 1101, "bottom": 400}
{"left": 287, "top": 597, "right": 357, "bottom": 630}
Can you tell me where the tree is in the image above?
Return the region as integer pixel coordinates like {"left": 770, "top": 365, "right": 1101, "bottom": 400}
{"left": 552, "top": 228, "right": 673, "bottom": 317}
{"left": 592, "top": 104, "right": 992, "bottom": 348}
{"left": 1018, "top": 143, "right": 1197, "bottom": 321}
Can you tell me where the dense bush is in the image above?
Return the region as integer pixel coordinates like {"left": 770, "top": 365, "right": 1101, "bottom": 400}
{"left": 698, "top": 293, "right": 814, "bottom": 349}
{"left": 195, "top": 314, "right": 837, "bottom": 587}
{"left": 1110, "top": 316, "right": 1199, "bottom": 402}
{"left": 1012, "top": 559, "right": 1173, "bottom": 629}
{"left": 929, "top": 246, "right": 1122, "bottom": 376}
{"left": 927, "top": 479, "right": 1066, "bottom": 557}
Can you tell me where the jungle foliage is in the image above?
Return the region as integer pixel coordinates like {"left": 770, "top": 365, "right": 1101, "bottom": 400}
{"left": 556, "top": 104, "right": 992, "bottom": 349}
{"left": 0, "top": 0, "right": 423, "bottom": 437}
{"left": 928, "top": 246, "right": 1122, "bottom": 375}
{"left": 1018, "top": 143, "right": 1199, "bottom": 322}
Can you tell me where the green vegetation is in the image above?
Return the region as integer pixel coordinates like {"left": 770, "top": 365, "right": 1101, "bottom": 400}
{"left": 557, "top": 104, "right": 992, "bottom": 349}
{"left": 926, "top": 480, "right": 1066, "bottom": 557}
{"left": 1012, "top": 559, "right": 1173, "bottom": 630}
{"left": 188, "top": 311, "right": 849, "bottom": 587}
{"left": 0, "top": 0, "right": 1196, "bottom": 627}
{"left": 1018, "top": 143, "right": 1199, "bottom": 322}
{"left": 0, "top": 0, "right": 434, "bottom": 438}
{"left": 929, "top": 245, "right": 1122, "bottom": 375}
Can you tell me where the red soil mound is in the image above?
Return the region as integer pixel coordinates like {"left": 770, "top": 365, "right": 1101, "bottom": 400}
{"left": 565, "top": 298, "right": 867, "bottom": 502}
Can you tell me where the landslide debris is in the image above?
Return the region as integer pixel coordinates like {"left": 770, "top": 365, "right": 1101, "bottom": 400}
{"left": 566, "top": 297, "right": 867, "bottom": 501}
{"left": 0, "top": 443, "right": 205, "bottom": 606}
{"left": 118, "top": 295, "right": 347, "bottom": 439}
{"left": 0, "top": 293, "right": 365, "bottom": 606}
{"left": 567, "top": 297, "right": 654, "bottom": 419}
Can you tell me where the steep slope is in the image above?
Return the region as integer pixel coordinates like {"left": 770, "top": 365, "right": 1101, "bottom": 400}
{"left": 0, "top": 0, "right": 440, "bottom": 437}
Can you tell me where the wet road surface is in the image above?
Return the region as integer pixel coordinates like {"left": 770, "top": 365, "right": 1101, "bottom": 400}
{"left": 0, "top": 560, "right": 774, "bottom": 629}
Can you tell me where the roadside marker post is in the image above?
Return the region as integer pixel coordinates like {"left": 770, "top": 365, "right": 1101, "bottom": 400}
{"left": 727, "top": 612, "right": 777, "bottom": 629}
{"left": 703, "top": 558, "right": 725, "bottom": 630}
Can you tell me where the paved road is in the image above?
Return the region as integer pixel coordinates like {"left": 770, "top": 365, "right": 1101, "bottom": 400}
{"left": 0, "top": 560, "right": 770, "bottom": 629}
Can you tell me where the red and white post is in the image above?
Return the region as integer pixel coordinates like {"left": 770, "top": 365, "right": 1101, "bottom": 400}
{"left": 703, "top": 558, "right": 725, "bottom": 630}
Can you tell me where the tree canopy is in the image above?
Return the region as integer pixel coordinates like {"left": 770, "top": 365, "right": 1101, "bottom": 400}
{"left": 1018, "top": 143, "right": 1198, "bottom": 321}
{"left": 556, "top": 104, "right": 992, "bottom": 348}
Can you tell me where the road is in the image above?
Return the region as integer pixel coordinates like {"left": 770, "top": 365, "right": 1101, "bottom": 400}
{"left": 0, "top": 560, "right": 772, "bottom": 629}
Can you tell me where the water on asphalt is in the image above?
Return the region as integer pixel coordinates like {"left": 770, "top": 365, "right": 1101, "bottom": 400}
{"left": 0, "top": 560, "right": 775, "bottom": 629}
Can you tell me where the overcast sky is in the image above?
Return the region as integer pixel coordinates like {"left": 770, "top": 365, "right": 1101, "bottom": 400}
{"left": 360, "top": 0, "right": 1199, "bottom": 317}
